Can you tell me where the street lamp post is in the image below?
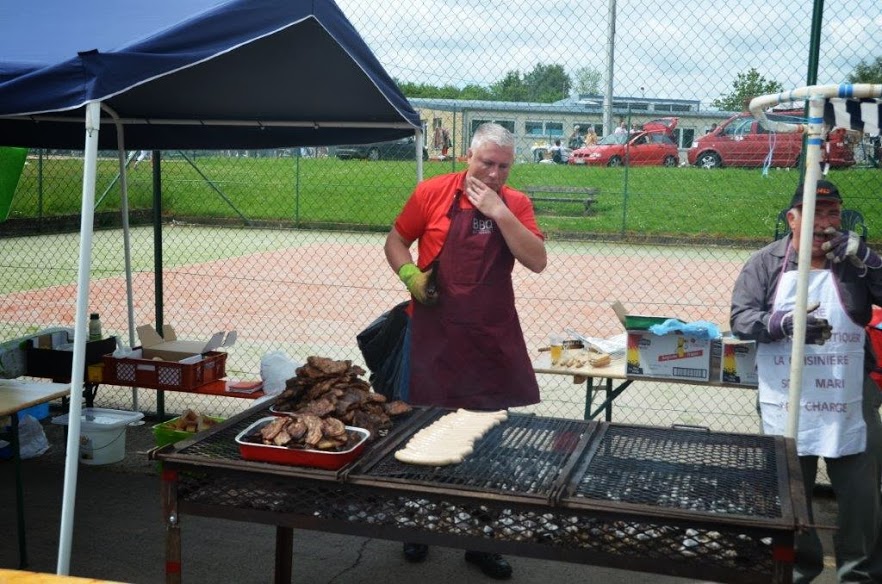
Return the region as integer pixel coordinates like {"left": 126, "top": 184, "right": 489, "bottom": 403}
{"left": 602, "top": 0, "right": 617, "bottom": 136}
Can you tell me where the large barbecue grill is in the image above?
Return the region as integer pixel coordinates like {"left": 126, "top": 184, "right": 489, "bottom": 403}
{"left": 156, "top": 404, "right": 807, "bottom": 584}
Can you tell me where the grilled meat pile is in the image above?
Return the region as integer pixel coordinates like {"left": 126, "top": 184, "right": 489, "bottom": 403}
{"left": 272, "top": 355, "right": 412, "bottom": 438}
{"left": 254, "top": 414, "right": 354, "bottom": 451}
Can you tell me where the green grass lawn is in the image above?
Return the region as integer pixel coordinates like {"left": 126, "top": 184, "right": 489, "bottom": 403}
{"left": 9, "top": 155, "right": 882, "bottom": 243}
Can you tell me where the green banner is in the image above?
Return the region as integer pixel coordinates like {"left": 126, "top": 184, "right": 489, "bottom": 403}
{"left": 0, "top": 147, "right": 28, "bottom": 221}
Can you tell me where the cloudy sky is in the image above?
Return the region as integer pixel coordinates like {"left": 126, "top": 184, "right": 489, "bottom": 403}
{"left": 337, "top": 0, "right": 882, "bottom": 107}
{"left": 1, "top": 0, "right": 878, "bottom": 110}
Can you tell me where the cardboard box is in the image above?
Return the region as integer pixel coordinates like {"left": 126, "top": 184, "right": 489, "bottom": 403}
{"left": 614, "top": 301, "right": 713, "bottom": 382}
{"left": 625, "top": 330, "right": 712, "bottom": 382}
{"left": 136, "top": 324, "right": 234, "bottom": 361}
{"left": 715, "top": 337, "right": 758, "bottom": 387}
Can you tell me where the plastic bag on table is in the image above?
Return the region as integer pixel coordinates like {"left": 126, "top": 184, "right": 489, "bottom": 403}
{"left": 259, "top": 351, "right": 299, "bottom": 396}
{"left": 648, "top": 319, "right": 721, "bottom": 340}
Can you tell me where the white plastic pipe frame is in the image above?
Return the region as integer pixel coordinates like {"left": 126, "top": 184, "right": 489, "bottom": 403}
{"left": 748, "top": 84, "right": 882, "bottom": 440}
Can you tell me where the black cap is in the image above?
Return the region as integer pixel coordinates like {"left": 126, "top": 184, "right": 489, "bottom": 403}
{"left": 790, "top": 179, "right": 842, "bottom": 208}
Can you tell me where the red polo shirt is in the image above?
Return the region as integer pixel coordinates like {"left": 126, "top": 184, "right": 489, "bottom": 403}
{"left": 393, "top": 171, "right": 544, "bottom": 269}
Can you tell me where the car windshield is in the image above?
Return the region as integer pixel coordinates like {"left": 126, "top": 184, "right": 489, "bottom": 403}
{"left": 598, "top": 134, "right": 627, "bottom": 146}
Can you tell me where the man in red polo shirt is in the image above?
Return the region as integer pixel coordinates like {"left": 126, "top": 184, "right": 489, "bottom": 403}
{"left": 384, "top": 122, "right": 547, "bottom": 579}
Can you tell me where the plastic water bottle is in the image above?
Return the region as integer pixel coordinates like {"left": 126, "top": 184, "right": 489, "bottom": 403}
{"left": 89, "top": 313, "right": 102, "bottom": 341}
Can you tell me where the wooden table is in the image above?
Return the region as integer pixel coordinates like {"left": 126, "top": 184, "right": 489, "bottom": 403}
{"left": 0, "top": 380, "right": 70, "bottom": 569}
{"left": 533, "top": 351, "right": 755, "bottom": 422}
{"left": 0, "top": 568, "right": 126, "bottom": 583}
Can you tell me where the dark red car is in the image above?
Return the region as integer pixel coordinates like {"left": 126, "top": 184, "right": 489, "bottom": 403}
{"left": 568, "top": 118, "right": 679, "bottom": 167}
{"left": 687, "top": 110, "right": 855, "bottom": 169}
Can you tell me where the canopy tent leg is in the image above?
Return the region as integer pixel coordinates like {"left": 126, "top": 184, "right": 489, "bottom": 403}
{"left": 57, "top": 100, "right": 102, "bottom": 575}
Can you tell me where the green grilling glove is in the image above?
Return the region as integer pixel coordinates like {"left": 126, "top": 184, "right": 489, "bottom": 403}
{"left": 398, "top": 263, "right": 438, "bottom": 305}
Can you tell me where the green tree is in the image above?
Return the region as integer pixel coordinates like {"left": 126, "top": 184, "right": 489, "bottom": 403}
{"left": 523, "top": 63, "right": 571, "bottom": 102}
{"left": 573, "top": 66, "right": 602, "bottom": 95}
{"left": 711, "top": 68, "right": 784, "bottom": 111}
{"left": 847, "top": 56, "right": 882, "bottom": 83}
{"left": 490, "top": 71, "right": 528, "bottom": 102}
{"left": 459, "top": 84, "right": 493, "bottom": 100}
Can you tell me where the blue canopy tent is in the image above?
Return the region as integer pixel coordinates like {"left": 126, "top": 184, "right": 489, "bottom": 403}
{"left": 0, "top": 0, "right": 422, "bottom": 574}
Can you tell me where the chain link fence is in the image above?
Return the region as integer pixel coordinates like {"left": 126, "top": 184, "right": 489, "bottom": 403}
{"left": 2, "top": 1, "right": 881, "bottom": 447}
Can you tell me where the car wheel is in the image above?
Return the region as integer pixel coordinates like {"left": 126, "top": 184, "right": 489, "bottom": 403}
{"left": 368, "top": 148, "right": 380, "bottom": 161}
{"left": 663, "top": 155, "right": 677, "bottom": 167}
{"left": 697, "top": 152, "right": 720, "bottom": 169}
{"left": 607, "top": 156, "right": 623, "bottom": 167}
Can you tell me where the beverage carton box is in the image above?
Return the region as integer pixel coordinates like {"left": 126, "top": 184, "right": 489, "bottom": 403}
{"left": 715, "top": 337, "right": 758, "bottom": 387}
{"left": 625, "top": 329, "right": 712, "bottom": 382}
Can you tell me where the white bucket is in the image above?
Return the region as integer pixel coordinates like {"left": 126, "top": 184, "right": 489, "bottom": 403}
{"left": 52, "top": 407, "right": 144, "bottom": 466}
{"left": 79, "top": 425, "right": 128, "bottom": 465}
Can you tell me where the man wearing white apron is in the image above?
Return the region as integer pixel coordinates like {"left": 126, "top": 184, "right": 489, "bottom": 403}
{"left": 731, "top": 180, "right": 882, "bottom": 583}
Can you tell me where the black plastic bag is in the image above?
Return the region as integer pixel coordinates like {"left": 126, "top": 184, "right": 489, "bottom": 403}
{"left": 356, "top": 301, "right": 410, "bottom": 400}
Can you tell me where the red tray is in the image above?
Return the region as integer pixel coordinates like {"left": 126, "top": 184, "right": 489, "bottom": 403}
{"left": 235, "top": 417, "right": 369, "bottom": 470}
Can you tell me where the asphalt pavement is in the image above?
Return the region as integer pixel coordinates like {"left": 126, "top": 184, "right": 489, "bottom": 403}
{"left": 0, "top": 417, "right": 840, "bottom": 584}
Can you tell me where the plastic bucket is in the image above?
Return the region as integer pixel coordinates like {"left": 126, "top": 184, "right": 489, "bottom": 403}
{"left": 79, "top": 425, "right": 128, "bottom": 465}
{"left": 52, "top": 407, "right": 144, "bottom": 466}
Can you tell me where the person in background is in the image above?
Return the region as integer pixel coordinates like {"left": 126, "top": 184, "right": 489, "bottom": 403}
{"left": 549, "top": 139, "right": 564, "bottom": 164}
{"left": 614, "top": 121, "right": 628, "bottom": 135}
{"left": 584, "top": 126, "right": 598, "bottom": 146}
{"left": 568, "top": 125, "right": 584, "bottom": 149}
{"left": 384, "top": 122, "right": 547, "bottom": 580}
{"left": 730, "top": 179, "right": 882, "bottom": 583}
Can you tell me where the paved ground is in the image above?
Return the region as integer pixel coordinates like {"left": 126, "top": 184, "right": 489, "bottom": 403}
{"left": 1, "top": 416, "right": 841, "bottom": 584}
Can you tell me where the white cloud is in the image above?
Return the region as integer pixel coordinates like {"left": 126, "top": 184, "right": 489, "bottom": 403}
{"left": 337, "top": 0, "right": 882, "bottom": 107}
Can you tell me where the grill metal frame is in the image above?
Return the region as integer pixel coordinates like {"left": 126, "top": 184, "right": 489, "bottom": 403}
{"left": 155, "top": 403, "right": 808, "bottom": 584}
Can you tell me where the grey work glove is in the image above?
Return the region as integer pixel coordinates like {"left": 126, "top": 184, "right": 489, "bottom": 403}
{"left": 766, "top": 301, "right": 832, "bottom": 345}
{"left": 822, "top": 230, "right": 882, "bottom": 275}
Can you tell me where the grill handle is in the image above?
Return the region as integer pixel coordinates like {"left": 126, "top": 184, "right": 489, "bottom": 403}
{"left": 670, "top": 424, "right": 710, "bottom": 433}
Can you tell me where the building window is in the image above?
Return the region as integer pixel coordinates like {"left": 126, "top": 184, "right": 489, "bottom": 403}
{"left": 470, "top": 119, "right": 515, "bottom": 136}
{"left": 525, "top": 121, "right": 545, "bottom": 136}
{"left": 546, "top": 122, "right": 563, "bottom": 137}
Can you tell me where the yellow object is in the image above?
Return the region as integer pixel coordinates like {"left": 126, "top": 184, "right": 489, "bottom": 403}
{"left": 0, "top": 568, "right": 127, "bottom": 583}
{"left": 550, "top": 344, "right": 563, "bottom": 364}
{"left": 87, "top": 364, "right": 103, "bottom": 383}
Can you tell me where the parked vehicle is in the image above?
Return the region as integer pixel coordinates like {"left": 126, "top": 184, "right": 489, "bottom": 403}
{"left": 568, "top": 117, "right": 679, "bottom": 167}
{"left": 336, "top": 136, "right": 428, "bottom": 161}
{"left": 687, "top": 110, "right": 855, "bottom": 169}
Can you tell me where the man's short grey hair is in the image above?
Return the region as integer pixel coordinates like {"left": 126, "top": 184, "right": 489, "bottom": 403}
{"left": 470, "top": 122, "right": 515, "bottom": 151}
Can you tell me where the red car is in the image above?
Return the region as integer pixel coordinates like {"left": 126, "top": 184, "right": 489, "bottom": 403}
{"left": 568, "top": 118, "right": 680, "bottom": 167}
{"left": 687, "top": 110, "right": 855, "bottom": 169}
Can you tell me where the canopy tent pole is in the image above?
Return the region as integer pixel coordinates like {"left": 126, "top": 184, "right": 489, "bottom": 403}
{"left": 57, "top": 100, "right": 102, "bottom": 575}
{"left": 104, "top": 106, "right": 139, "bottom": 410}
{"left": 749, "top": 83, "right": 882, "bottom": 439}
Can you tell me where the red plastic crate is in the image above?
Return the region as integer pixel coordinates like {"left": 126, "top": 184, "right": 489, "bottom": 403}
{"left": 102, "top": 350, "right": 227, "bottom": 391}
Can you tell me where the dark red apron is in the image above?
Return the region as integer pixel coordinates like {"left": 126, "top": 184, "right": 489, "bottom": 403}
{"left": 409, "top": 190, "right": 540, "bottom": 409}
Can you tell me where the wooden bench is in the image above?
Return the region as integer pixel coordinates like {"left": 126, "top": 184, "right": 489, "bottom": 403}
{"left": 523, "top": 185, "right": 599, "bottom": 216}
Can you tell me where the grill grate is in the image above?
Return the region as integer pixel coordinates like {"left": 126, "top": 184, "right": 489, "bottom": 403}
{"left": 355, "top": 413, "right": 591, "bottom": 496}
{"left": 176, "top": 409, "right": 269, "bottom": 460}
{"left": 571, "top": 425, "right": 782, "bottom": 518}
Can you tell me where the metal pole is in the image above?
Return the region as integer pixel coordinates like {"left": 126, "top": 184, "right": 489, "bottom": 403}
{"left": 799, "top": 0, "right": 824, "bottom": 178}
{"left": 602, "top": 0, "right": 617, "bottom": 137}
{"left": 785, "top": 95, "right": 825, "bottom": 439}
{"left": 57, "top": 100, "right": 101, "bottom": 575}
{"left": 152, "top": 151, "right": 165, "bottom": 418}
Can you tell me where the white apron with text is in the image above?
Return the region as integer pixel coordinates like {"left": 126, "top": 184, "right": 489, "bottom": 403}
{"left": 756, "top": 260, "right": 866, "bottom": 457}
